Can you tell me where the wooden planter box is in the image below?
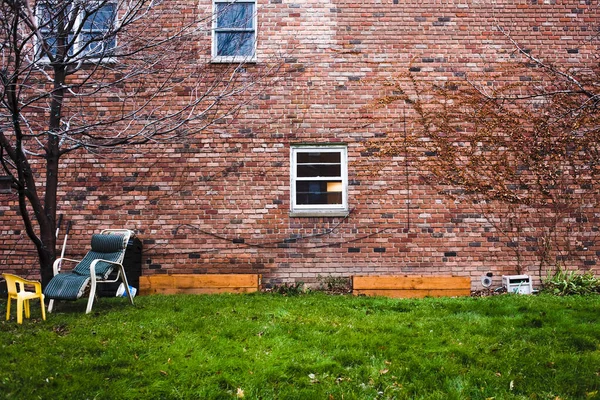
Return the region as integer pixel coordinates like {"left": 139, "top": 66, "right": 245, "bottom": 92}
{"left": 352, "top": 275, "right": 471, "bottom": 298}
{"left": 139, "top": 274, "right": 261, "bottom": 295}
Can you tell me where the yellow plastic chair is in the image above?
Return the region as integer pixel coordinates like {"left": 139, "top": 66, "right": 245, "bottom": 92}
{"left": 3, "top": 273, "right": 46, "bottom": 324}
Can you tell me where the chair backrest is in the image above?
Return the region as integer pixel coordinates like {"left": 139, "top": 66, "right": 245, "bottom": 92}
{"left": 3, "top": 273, "right": 20, "bottom": 295}
{"left": 2, "top": 273, "right": 38, "bottom": 295}
{"left": 72, "top": 232, "right": 129, "bottom": 278}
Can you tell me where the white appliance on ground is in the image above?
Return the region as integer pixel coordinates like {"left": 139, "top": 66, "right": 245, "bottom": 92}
{"left": 502, "top": 275, "right": 533, "bottom": 294}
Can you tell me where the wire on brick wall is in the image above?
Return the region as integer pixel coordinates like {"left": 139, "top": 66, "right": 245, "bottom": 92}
{"left": 172, "top": 208, "right": 355, "bottom": 249}
{"left": 404, "top": 106, "right": 412, "bottom": 233}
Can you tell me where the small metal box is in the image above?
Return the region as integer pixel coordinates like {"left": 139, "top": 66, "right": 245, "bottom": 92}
{"left": 502, "top": 275, "right": 533, "bottom": 294}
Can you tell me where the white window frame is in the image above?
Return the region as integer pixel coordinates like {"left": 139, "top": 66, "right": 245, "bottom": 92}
{"left": 290, "top": 145, "right": 349, "bottom": 217}
{"left": 211, "top": 0, "right": 257, "bottom": 63}
{"left": 35, "top": 1, "right": 117, "bottom": 63}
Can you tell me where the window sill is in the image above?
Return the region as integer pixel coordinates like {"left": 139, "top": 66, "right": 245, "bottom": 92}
{"left": 35, "top": 56, "right": 117, "bottom": 66}
{"left": 211, "top": 56, "right": 257, "bottom": 64}
{"left": 289, "top": 210, "right": 349, "bottom": 218}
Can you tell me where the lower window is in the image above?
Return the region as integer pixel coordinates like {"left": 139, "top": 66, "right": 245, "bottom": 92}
{"left": 290, "top": 145, "right": 348, "bottom": 216}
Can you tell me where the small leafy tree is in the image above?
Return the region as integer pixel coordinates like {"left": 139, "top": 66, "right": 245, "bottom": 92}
{"left": 0, "top": 0, "right": 282, "bottom": 286}
{"left": 369, "top": 28, "right": 599, "bottom": 278}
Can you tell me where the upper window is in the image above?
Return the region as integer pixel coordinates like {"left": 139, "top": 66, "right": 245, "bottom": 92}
{"left": 290, "top": 145, "right": 348, "bottom": 216}
{"left": 36, "top": 1, "right": 117, "bottom": 61}
{"left": 212, "top": 0, "right": 256, "bottom": 63}
{"left": 0, "top": 176, "right": 12, "bottom": 194}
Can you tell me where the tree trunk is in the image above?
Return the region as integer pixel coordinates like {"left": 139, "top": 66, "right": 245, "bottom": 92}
{"left": 38, "top": 233, "right": 57, "bottom": 288}
{"left": 35, "top": 64, "right": 66, "bottom": 288}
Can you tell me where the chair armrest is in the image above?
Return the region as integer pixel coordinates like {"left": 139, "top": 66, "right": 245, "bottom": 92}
{"left": 33, "top": 280, "right": 42, "bottom": 295}
{"left": 89, "top": 259, "right": 124, "bottom": 282}
{"left": 52, "top": 257, "right": 81, "bottom": 276}
{"left": 15, "top": 277, "right": 43, "bottom": 295}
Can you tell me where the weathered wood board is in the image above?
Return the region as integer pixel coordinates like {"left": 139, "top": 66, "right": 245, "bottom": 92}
{"left": 139, "top": 274, "right": 261, "bottom": 295}
{"left": 352, "top": 276, "right": 471, "bottom": 298}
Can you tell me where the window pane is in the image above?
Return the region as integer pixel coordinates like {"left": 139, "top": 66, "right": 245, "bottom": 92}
{"left": 80, "top": 34, "right": 116, "bottom": 55}
{"left": 39, "top": 5, "right": 55, "bottom": 27}
{"left": 297, "top": 164, "right": 341, "bottom": 178}
{"left": 38, "top": 2, "right": 73, "bottom": 57}
{"left": 297, "top": 152, "right": 341, "bottom": 164}
{"left": 41, "top": 33, "right": 58, "bottom": 56}
{"left": 38, "top": 2, "right": 71, "bottom": 29}
{"left": 81, "top": 3, "right": 116, "bottom": 56}
{"left": 216, "top": 32, "right": 255, "bottom": 57}
{"left": 216, "top": 3, "right": 254, "bottom": 29}
{"left": 296, "top": 181, "right": 343, "bottom": 205}
{"left": 82, "top": 3, "right": 116, "bottom": 31}
{"left": 40, "top": 32, "right": 75, "bottom": 56}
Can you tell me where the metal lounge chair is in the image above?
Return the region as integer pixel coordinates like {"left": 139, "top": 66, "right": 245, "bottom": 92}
{"left": 44, "top": 229, "right": 135, "bottom": 314}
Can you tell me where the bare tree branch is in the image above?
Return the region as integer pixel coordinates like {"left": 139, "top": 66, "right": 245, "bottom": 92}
{"left": 0, "top": 0, "right": 286, "bottom": 286}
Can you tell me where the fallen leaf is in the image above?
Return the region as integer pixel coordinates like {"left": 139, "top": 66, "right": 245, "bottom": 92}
{"left": 380, "top": 369, "right": 389, "bottom": 375}
{"left": 160, "top": 370, "right": 168, "bottom": 376}
{"left": 236, "top": 388, "right": 244, "bottom": 398}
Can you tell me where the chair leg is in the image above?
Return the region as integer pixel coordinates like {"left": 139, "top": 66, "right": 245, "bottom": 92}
{"left": 122, "top": 280, "right": 135, "bottom": 306}
{"left": 85, "top": 294, "right": 95, "bottom": 314}
{"left": 119, "top": 266, "right": 135, "bottom": 306}
{"left": 48, "top": 299, "right": 54, "bottom": 313}
{"left": 86, "top": 280, "right": 97, "bottom": 314}
{"left": 5, "top": 299, "right": 10, "bottom": 321}
{"left": 40, "top": 296, "right": 46, "bottom": 321}
{"left": 24, "top": 299, "right": 31, "bottom": 319}
{"left": 16, "top": 299, "right": 23, "bottom": 324}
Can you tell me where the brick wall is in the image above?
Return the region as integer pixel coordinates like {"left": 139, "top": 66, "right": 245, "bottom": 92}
{"left": 1, "top": 0, "right": 598, "bottom": 289}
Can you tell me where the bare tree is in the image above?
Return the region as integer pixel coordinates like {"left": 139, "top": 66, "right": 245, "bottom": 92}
{"left": 0, "top": 0, "right": 283, "bottom": 286}
{"left": 368, "top": 28, "right": 599, "bottom": 279}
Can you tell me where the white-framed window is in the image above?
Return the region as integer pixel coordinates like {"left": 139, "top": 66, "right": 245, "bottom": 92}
{"left": 290, "top": 145, "right": 348, "bottom": 216}
{"left": 0, "top": 176, "right": 12, "bottom": 194}
{"left": 36, "top": 1, "right": 117, "bottom": 61}
{"left": 212, "top": 0, "right": 257, "bottom": 63}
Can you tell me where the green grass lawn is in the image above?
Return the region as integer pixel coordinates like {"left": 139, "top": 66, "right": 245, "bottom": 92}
{"left": 1, "top": 293, "right": 599, "bottom": 399}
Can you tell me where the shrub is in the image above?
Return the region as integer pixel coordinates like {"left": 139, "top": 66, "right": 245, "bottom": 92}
{"left": 316, "top": 275, "right": 351, "bottom": 294}
{"left": 271, "top": 281, "right": 305, "bottom": 296}
{"left": 544, "top": 268, "right": 600, "bottom": 295}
